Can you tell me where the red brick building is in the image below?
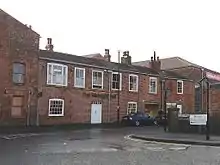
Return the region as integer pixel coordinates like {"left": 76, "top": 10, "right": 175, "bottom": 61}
{"left": 0, "top": 9, "right": 195, "bottom": 126}
{"left": 0, "top": 9, "right": 40, "bottom": 126}
{"left": 36, "top": 48, "right": 194, "bottom": 125}
{"left": 133, "top": 56, "right": 220, "bottom": 113}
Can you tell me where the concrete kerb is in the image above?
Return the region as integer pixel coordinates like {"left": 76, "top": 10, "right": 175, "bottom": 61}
{"left": 129, "top": 134, "right": 220, "bottom": 147}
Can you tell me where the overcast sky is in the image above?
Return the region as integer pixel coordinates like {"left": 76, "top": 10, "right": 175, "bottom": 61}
{"left": 2, "top": 0, "right": 220, "bottom": 71}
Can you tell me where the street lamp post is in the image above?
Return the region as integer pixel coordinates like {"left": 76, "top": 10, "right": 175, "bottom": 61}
{"left": 162, "top": 79, "right": 168, "bottom": 132}
{"left": 164, "top": 88, "right": 168, "bottom": 132}
{"left": 197, "top": 76, "right": 210, "bottom": 140}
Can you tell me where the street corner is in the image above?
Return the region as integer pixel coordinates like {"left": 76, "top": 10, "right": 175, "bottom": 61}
{"left": 126, "top": 134, "right": 220, "bottom": 147}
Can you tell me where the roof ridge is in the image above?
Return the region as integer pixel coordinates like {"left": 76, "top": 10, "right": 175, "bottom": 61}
{"left": 175, "top": 56, "right": 197, "bottom": 66}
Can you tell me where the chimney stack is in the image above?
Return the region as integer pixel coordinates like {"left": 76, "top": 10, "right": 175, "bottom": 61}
{"left": 104, "top": 49, "right": 111, "bottom": 62}
{"left": 121, "top": 50, "right": 132, "bottom": 65}
{"left": 149, "top": 51, "right": 161, "bottom": 71}
{"left": 45, "top": 38, "right": 54, "bottom": 51}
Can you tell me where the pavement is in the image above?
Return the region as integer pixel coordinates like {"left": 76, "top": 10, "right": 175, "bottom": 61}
{"left": 129, "top": 127, "right": 220, "bottom": 146}
{"left": 1, "top": 126, "right": 220, "bottom": 164}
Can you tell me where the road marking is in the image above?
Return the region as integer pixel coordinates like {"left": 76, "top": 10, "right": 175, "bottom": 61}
{"left": 1, "top": 133, "right": 42, "bottom": 140}
{"left": 31, "top": 148, "right": 118, "bottom": 154}
{"left": 169, "top": 147, "right": 188, "bottom": 151}
{"left": 146, "top": 147, "right": 165, "bottom": 151}
{"left": 126, "top": 148, "right": 142, "bottom": 152}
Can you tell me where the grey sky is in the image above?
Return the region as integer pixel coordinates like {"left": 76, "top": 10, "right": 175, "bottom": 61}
{"left": 2, "top": 0, "right": 220, "bottom": 71}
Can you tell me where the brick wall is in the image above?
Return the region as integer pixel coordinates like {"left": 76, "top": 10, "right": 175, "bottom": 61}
{"left": 37, "top": 58, "right": 195, "bottom": 125}
{"left": 0, "top": 10, "right": 40, "bottom": 126}
{"left": 165, "top": 79, "right": 195, "bottom": 113}
{"left": 37, "top": 59, "right": 163, "bottom": 125}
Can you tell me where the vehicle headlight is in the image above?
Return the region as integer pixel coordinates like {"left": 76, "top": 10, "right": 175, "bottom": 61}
{"left": 129, "top": 117, "right": 132, "bottom": 120}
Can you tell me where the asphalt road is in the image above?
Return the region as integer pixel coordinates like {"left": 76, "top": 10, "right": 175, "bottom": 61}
{"left": 1, "top": 127, "right": 220, "bottom": 165}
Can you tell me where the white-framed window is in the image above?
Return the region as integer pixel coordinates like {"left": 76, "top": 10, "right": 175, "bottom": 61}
{"left": 112, "top": 72, "right": 122, "bottom": 90}
{"left": 47, "top": 63, "right": 68, "bottom": 86}
{"left": 177, "top": 80, "right": 183, "bottom": 94}
{"left": 149, "top": 77, "right": 157, "bottom": 94}
{"left": 127, "top": 102, "right": 138, "bottom": 114}
{"left": 48, "top": 99, "right": 64, "bottom": 117}
{"left": 74, "top": 67, "right": 85, "bottom": 88}
{"left": 129, "top": 74, "right": 138, "bottom": 91}
{"left": 92, "top": 70, "right": 103, "bottom": 89}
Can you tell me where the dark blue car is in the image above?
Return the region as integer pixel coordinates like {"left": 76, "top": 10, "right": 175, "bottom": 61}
{"left": 121, "top": 112, "right": 157, "bottom": 126}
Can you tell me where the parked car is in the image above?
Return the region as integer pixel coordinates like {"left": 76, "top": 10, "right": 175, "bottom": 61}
{"left": 121, "top": 112, "right": 157, "bottom": 126}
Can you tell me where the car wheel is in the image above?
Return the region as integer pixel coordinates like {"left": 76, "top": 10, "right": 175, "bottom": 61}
{"left": 135, "top": 121, "right": 140, "bottom": 126}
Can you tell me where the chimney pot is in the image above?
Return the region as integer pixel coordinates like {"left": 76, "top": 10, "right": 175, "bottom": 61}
{"left": 123, "top": 51, "right": 127, "bottom": 56}
{"left": 126, "top": 51, "right": 129, "bottom": 56}
{"left": 105, "top": 49, "right": 109, "bottom": 55}
{"left": 151, "top": 56, "right": 153, "bottom": 61}
{"left": 153, "top": 51, "right": 156, "bottom": 61}
{"left": 157, "top": 56, "right": 159, "bottom": 61}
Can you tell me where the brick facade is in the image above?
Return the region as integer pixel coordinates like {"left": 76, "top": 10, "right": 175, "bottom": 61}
{"left": 36, "top": 55, "right": 195, "bottom": 125}
{"left": 0, "top": 9, "right": 195, "bottom": 126}
{"left": 0, "top": 9, "right": 40, "bottom": 126}
{"left": 168, "top": 66, "right": 220, "bottom": 113}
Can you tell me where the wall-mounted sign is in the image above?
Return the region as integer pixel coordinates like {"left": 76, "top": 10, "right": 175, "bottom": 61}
{"left": 190, "top": 114, "right": 207, "bottom": 125}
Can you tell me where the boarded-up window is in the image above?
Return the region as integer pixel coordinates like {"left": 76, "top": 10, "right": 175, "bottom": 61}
{"left": 11, "top": 96, "right": 23, "bottom": 117}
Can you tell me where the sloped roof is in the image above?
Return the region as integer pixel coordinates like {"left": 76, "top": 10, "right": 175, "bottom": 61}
{"left": 82, "top": 53, "right": 103, "bottom": 58}
{"left": 39, "top": 50, "right": 191, "bottom": 80}
{"left": 0, "top": 9, "right": 40, "bottom": 36}
{"left": 39, "top": 50, "right": 158, "bottom": 75}
{"left": 133, "top": 57, "right": 200, "bottom": 69}
{"left": 133, "top": 56, "right": 220, "bottom": 75}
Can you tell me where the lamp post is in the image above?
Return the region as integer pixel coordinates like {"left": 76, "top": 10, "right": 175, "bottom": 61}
{"left": 161, "top": 79, "right": 168, "bottom": 132}
{"left": 197, "top": 76, "right": 210, "bottom": 140}
{"left": 206, "top": 80, "right": 210, "bottom": 140}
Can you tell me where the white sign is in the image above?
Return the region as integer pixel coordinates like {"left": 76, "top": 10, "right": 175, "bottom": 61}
{"left": 190, "top": 114, "right": 207, "bottom": 125}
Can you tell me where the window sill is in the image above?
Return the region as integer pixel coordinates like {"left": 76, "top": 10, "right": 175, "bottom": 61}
{"left": 177, "top": 93, "right": 183, "bottom": 95}
{"left": 13, "top": 83, "right": 25, "bottom": 86}
{"left": 92, "top": 87, "right": 104, "bottom": 90}
{"left": 112, "top": 88, "right": 122, "bottom": 91}
{"left": 148, "top": 92, "right": 158, "bottom": 95}
{"left": 46, "top": 84, "right": 68, "bottom": 88}
{"left": 74, "top": 85, "right": 85, "bottom": 89}
{"left": 48, "top": 114, "right": 64, "bottom": 117}
{"left": 129, "top": 90, "right": 138, "bottom": 93}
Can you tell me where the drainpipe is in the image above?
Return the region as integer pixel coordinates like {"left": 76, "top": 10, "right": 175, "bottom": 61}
{"left": 108, "top": 70, "right": 111, "bottom": 123}
{"left": 117, "top": 50, "right": 120, "bottom": 124}
{"left": 137, "top": 72, "right": 140, "bottom": 112}
{"left": 201, "top": 68, "right": 204, "bottom": 113}
{"left": 27, "top": 89, "right": 31, "bottom": 126}
{"left": 160, "top": 79, "right": 163, "bottom": 111}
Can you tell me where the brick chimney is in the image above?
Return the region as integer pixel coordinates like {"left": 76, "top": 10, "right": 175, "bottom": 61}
{"left": 149, "top": 51, "right": 161, "bottom": 71}
{"left": 103, "top": 49, "right": 111, "bottom": 62}
{"left": 45, "top": 38, "right": 54, "bottom": 51}
{"left": 121, "top": 51, "right": 132, "bottom": 65}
